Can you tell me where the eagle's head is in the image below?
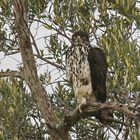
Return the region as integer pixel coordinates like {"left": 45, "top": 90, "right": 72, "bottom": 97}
{"left": 72, "top": 31, "right": 89, "bottom": 46}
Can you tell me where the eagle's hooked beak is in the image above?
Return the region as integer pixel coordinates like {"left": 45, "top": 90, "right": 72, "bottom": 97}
{"left": 76, "top": 36, "right": 81, "bottom": 43}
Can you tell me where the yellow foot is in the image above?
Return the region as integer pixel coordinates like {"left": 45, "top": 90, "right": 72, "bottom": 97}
{"left": 76, "top": 103, "right": 86, "bottom": 113}
{"left": 76, "top": 97, "right": 87, "bottom": 112}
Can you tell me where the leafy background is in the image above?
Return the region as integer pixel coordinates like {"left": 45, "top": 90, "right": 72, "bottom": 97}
{"left": 0, "top": 0, "right": 140, "bottom": 139}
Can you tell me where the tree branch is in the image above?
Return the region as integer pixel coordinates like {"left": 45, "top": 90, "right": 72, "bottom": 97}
{"left": 0, "top": 70, "right": 23, "bottom": 79}
{"left": 57, "top": 102, "right": 140, "bottom": 135}
{"left": 35, "top": 54, "right": 65, "bottom": 70}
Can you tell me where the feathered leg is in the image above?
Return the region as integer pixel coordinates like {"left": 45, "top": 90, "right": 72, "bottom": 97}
{"left": 76, "top": 97, "right": 87, "bottom": 113}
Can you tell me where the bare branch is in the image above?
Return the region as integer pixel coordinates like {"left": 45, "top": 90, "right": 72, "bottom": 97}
{"left": 35, "top": 54, "right": 65, "bottom": 70}
{"left": 34, "top": 19, "right": 71, "bottom": 41}
{"left": 0, "top": 70, "right": 23, "bottom": 79}
{"left": 57, "top": 102, "right": 140, "bottom": 134}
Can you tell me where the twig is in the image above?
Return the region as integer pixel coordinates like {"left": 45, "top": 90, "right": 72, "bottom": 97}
{"left": 35, "top": 54, "right": 65, "bottom": 70}
{"left": 0, "top": 70, "right": 23, "bottom": 79}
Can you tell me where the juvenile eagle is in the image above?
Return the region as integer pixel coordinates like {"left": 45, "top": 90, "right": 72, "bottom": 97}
{"left": 66, "top": 31, "right": 109, "bottom": 122}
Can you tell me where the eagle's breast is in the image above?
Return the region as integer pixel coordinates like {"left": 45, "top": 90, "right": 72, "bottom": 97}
{"left": 66, "top": 44, "right": 93, "bottom": 102}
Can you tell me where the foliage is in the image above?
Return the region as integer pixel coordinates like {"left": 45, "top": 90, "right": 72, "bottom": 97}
{"left": 0, "top": 0, "right": 140, "bottom": 139}
{"left": 0, "top": 79, "right": 47, "bottom": 139}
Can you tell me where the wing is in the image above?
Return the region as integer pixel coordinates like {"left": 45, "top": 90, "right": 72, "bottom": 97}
{"left": 88, "top": 47, "right": 108, "bottom": 103}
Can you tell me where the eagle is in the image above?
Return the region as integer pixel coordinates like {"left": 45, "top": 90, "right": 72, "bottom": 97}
{"left": 66, "top": 31, "right": 111, "bottom": 123}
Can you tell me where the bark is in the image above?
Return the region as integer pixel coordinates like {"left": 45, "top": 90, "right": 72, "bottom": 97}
{"left": 0, "top": 70, "right": 22, "bottom": 79}
{"left": 57, "top": 102, "right": 140, "bottom": 134}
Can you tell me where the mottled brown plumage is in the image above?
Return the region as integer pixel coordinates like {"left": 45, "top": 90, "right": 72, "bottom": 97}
{"left": 66, "top": 31, "right": 112, "bottom": 123}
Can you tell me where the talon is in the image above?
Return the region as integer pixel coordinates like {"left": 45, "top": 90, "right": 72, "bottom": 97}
{"left": 76, "top": 97, "right": 87, "bottom": 113}
{"left": 76, "top": 103, "right": 86, "bottom": 113}
{"left": 76, "top": 104, "right": 82, "bottom": 113}
{"left": 78, "top": 104, "right": 83, "bottom": 113}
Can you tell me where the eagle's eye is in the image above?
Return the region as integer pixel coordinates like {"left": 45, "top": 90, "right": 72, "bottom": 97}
{"left": 81, "top": 37, "right": 88, "bottom": 43}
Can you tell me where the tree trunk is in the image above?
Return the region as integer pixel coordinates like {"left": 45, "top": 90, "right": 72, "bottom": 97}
{"left": 12, "top": 0, "right": 69, "bottom": 139}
